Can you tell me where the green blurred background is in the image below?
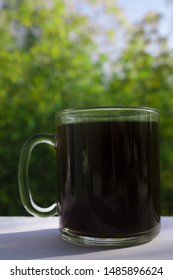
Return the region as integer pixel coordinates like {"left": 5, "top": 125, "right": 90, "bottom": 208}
{"left": 0, "top": 0, "right": 173, "bottom": 216}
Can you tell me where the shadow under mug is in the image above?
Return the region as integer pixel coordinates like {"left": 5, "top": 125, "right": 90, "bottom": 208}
{"left": 18, "top": 106, "right": 160, "bottom": 247}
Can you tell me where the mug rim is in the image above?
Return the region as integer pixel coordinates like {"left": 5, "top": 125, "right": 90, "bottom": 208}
{"left": 56, "top": 106, "right": 160, "bottom": 118}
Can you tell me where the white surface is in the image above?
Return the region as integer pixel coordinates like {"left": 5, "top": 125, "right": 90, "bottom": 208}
{"left": 0, "top": 216, "right": 172, "bottom": 260}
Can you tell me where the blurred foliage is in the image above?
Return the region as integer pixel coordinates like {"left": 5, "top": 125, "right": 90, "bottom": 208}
{"left": 0, "top": 0, "right": 173, "bottom": 216}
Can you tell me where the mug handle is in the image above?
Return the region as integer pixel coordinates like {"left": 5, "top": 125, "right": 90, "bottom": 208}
{"left": 18, "top": 133, "right": 60, "bottom": 217}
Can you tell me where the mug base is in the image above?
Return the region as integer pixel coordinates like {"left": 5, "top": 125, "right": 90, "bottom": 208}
{"left": 60, "top": 225, "right": 160, "bottom": 248}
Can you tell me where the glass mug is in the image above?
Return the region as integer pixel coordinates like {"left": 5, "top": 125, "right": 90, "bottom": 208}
{"left": 18, "top": 106, "right": 160, "bottom": 247}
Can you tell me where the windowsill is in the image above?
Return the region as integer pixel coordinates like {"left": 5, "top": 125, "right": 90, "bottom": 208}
{"left": 0, "top": 216, "right": 172, "bottom": 260}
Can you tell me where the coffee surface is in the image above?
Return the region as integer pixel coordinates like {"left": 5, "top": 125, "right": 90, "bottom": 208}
{"left": 56, "top": 121, "right": 160, "bottom": 237}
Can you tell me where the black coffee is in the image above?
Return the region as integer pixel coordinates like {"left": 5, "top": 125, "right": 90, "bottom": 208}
{"left": 56, "top": 121, "right": 160, "bottom": 238}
